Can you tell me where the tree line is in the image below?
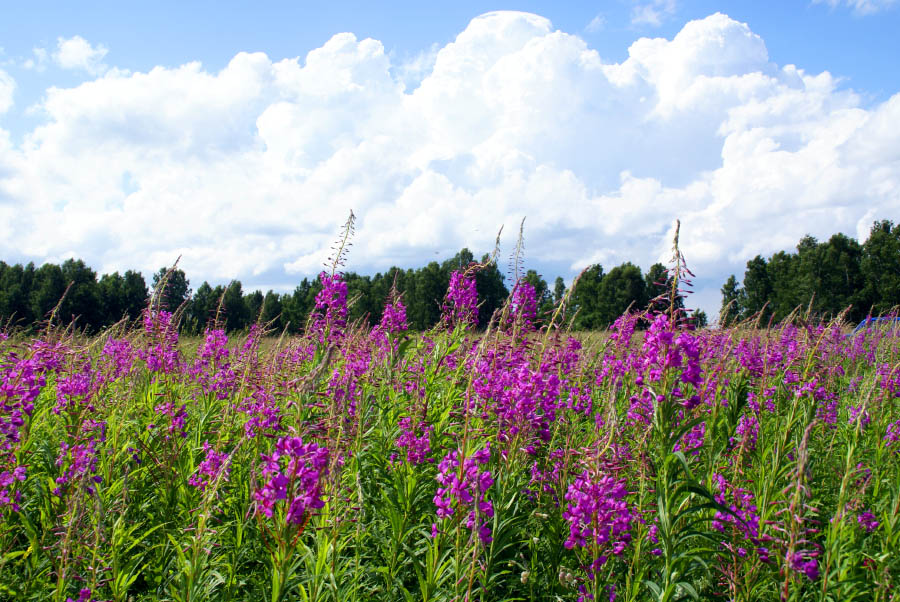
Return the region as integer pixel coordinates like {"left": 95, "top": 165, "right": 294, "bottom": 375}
{"left": 2, "top": 219, "right": 895, "bottom": 334}
{"left": 0, "top": 247, "right": 697, "bottom": 334}
{"left": 720, "top": 219, "right": 900, "bottom": 325}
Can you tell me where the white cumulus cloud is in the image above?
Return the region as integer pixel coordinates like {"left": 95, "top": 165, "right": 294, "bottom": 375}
{"left": 52, "top": 35, "right": 108, "bottom": 74}
{"left": 0, "top": 12, "right": 898, "bottom": 316}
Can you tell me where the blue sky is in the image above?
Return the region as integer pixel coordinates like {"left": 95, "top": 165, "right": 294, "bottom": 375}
{"left": 1, "top": 0, "right": 899, "bottom": 316}
{"left": 4, "top": 1, "right": 898, "bottom": 98}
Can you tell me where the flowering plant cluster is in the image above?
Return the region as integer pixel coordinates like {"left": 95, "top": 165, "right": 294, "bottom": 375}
{"left": 0, "top": 248, "right": 898, "bottom": 602}
{"left": 188, "top": 440, "right": 231, "bottom": 492}
{"left": 310, "top": 272, "right": 348, "bottom": 342}
{"left": 442, "top": 270, "right": 478, "bottom": 328}
{"left": 434, "top": 444, "right": 494, "bottom": 543}
{"left": 394, "top": 416, "right": 432, "bottom": 466}
{"left": 562, "top": 470, "right": 633, "bottom": 573}
{"left": 254, "top": 436, "right": 330, "bottom": 526}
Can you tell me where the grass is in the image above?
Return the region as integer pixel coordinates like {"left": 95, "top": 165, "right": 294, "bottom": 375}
{"left": 0, "top": 289, "right": 898, "bottom": 602}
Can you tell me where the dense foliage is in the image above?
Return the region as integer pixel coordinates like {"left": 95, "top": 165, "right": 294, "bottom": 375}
{"left": 721, "top": 220, "right": 900, "bottom": 326}
{"left": 1, "top": 259, "right": 898, "bottom": 602}
{"left": 0, "top": 250, "right": 681, "bottom": 335}
{"left": 5, "top": 219, "right": 896, "bottom": 335}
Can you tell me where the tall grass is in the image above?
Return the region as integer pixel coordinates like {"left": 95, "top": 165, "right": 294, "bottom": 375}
{"left": 1, "top": 258, "right": 898, "bottom": 602}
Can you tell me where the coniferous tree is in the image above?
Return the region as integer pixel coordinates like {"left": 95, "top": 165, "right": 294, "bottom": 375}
{"left": 222, "top": 281, "right": 250, "bottom": 332}
{"left": 719, "top": 275, "right": 743, "bottom": 327}
{"left": 553, "top": 276, "right": 566, "bottom": 304}
{"left": 741, "top": 256, "right": 773, "bottom": 323}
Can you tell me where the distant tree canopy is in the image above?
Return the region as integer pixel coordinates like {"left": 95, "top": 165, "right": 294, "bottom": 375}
{"left": 719, "top": 220, "right": 900, "bottom": 325}
{"left": 2, "top": 220, "right": 896, "bottom": 334}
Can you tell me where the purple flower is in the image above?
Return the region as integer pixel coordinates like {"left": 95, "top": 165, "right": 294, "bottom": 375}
{"left": 789, "top": 552, "right": 819, "bottom": 580}
{"left": 138, "top": 310, "right": 180, "bottom": 373}
{"left": 442, "top": 270, "right": 478, "bottom": 328}
{"left": 310, "top": 272, "right": 348, "bottom": 342}
{"left": 371, "top": 296, "right": 408, "bottom": 357}
{"left": 433, "top": 444, "right": 494, "bottom": 543}
{"left": 562, "top": 470, "right": 632, "bottom": 574}
{"left": 188, "top": 441, "right": 231, "bottom": 492}
{"left": 395, "top": 417, "right": 432, "bottom": 466}
{"left": 101, "top": 338, "right": 135, "bottom": 379}
{"left": 54, "top": 437, "right": 103, "bottom": 496}
{"left": 254, "top": 436, "right": 329, "bottom": 526}
{"left": 885, "top": 420, "right": 900, "bottom": 448}
{"left": 857, "top": 511, "right": 879, "bottom": 533}
{"left": 66, "top": 588, "right": 93, "bottom": 602}
{"left": 507, "top": 280, "right": 538, "bottom": 331}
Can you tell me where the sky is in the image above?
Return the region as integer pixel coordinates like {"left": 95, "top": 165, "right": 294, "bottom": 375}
{"left": 1, "top": 0, "right": 899, "bottom": 317}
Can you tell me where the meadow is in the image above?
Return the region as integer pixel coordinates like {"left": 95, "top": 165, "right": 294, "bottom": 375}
{"left": 1, "top": 260, "right": 899, "bottom": 602}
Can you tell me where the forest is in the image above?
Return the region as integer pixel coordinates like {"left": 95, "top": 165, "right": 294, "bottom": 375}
{"left": 0, "top": 219, "right": 898, "bottom": 334}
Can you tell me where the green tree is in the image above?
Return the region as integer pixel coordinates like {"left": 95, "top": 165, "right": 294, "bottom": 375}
{"left": 523, "top": 269, "right": 552, "bottom": 321}
{"left": 741, "top": 255, "right": 773, "bottom": 323}
{"left": 186, "top": 281, "right": 222, "bottom": 333}
{"left": 222, "top": 281, "right": 250, "bottom": 332}
{"left": 571, "top": 264, "right": 604, "bottom": 330}
{"left": 245, "top": 290, "right": 264, "bottom": 323}
{"left": 98, "top": 272, "right": 128, "bottom": 326}
{"left": 767, "top": 250, "right": 801, "bottom": 322}
{"left": 441, "top": 248, "right": 475, "bottom": 273}
{"left": 860, "top": 220, "right": 900, "bottom": 315}
{"left": 151, "top": 267, "right": 191, "bottom": 312}
{"left": 122, "top": 270, "right": 149, "bottom": 321}
{"left": 30, "top": 263, "right": 66, "bottom": 326}
{"left": 596, "top": 262, "right": 647, "bottom": 328}
{"left": 259, "top": 290, "right": 284, "bottom": 331}
{"left": 0, "top": 262, "right": 35, "bottom": 328}
{"left": 553, "top": 276, "right": 566, "bottom": 304}
{"left": 282, "top": 278, "right": 320, "bottom": 333}
{"left": 719, "top": 274, "right": 743, "bottom": 327}
{"left": 344, "top": 272, "right": 376, "bottom": 325}
{"left": 811, "top": 233, "right": 863, "bottom": 321}
{"left": 407, "top": 262, "right": 446, "bottom": 330}
{"left": 474, "top": 258, "right": 507, "bottom": 329}
{"left": 644, "top": 263, "right": 670, "bottom": 313}
{"left": 690, "top": 309, "right": 708, "bottom": 329}
{"left": 60, "top": 259, "right": 101, "bottom": 331}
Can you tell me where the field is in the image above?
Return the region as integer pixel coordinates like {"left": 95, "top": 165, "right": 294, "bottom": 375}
{"left": 1, "top": 269, "right": 899, "bottom": 602}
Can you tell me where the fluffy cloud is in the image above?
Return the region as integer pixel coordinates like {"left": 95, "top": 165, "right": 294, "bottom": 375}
{"left": 0, "top": 11, "right": 898, "bottom": 315}
{"left": 52, "top": 35, "right": 108, "bottom": 74}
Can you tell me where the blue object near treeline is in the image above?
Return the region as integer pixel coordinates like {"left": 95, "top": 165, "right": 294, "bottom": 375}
{"left": 852, "top": 316, "right": 900, "bottom": 333}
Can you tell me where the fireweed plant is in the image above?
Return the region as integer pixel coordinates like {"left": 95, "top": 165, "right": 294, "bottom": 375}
{"left": 1, "top": 226, "right": 899, "bottom": 601}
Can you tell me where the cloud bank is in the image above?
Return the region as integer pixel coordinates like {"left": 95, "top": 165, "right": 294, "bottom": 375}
{"left": 0, "top": 11, "right": 898, "bottom": 314}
